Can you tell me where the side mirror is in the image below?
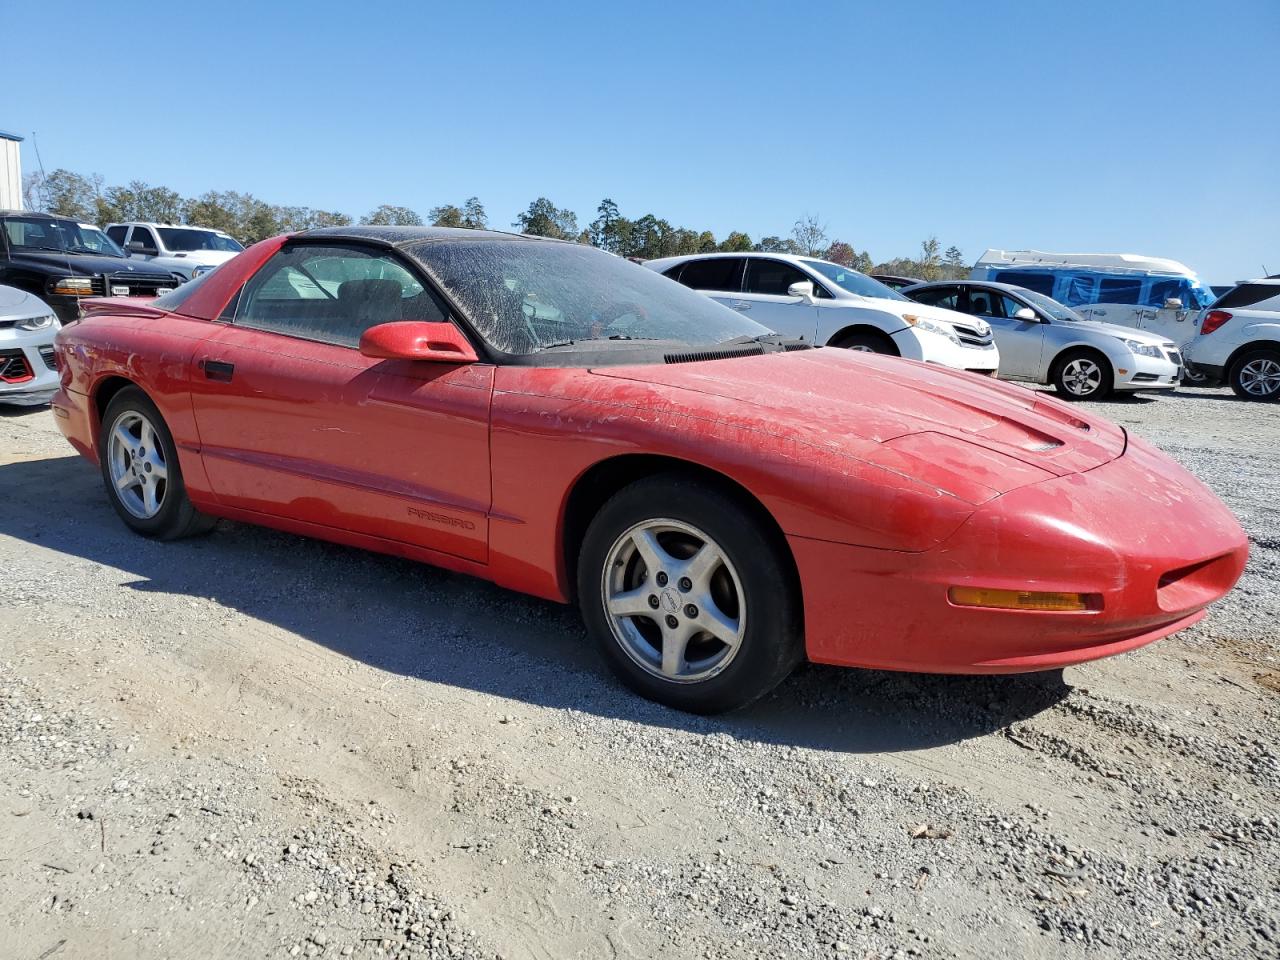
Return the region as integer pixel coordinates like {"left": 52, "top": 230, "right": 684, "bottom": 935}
{"left": 126, "top": 241, "right": 148, "bottom": 254}
{"left": 359, "top": 321, "right": 478, "bottom": 364}
{"left": 1163, "top": 297, "right": 1184, "bottom": 310}
{"left": 787, "top": 280, "right": 816, "bottom": 301}
{"left": 1013, "top": 307, "right": 1038, "bottom": 321}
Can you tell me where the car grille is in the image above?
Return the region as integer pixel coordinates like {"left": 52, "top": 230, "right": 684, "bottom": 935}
{"left": 952, "top": 322, "right": 995, "bottom": 348}
{"left": 0, "top": 349, "right": 34, "bottom": 383}
{"left": 105, "top": 272, "right": 173, "bottom": 298}
{"left": 38, "top": 345, "right": 57, "bottom": 370}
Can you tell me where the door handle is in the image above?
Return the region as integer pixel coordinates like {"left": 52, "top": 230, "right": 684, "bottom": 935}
{"left": 731, "top": 301, "right": 751, "bottom": 311}
{"left": 201, "top": 359, "right": 235, "bottom": 383}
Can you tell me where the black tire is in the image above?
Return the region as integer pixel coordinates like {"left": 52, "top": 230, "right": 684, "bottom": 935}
{"left": 831, "top": 330, "right": 898, "bottom": 355}
{"left": 1179, "top": 363, "right": 1216, "bottom": 388}
{"left": 1227, "top": 347, "right": 1280, "bottom": 401}
{"left": 99, "top": 386, "right": 216, "bottom": 539}
{"left": 1052, "top": 349, "right": 1114, "bottom": 400}
{"left": 577, "top": 475, "right": 803, "bottom": 714}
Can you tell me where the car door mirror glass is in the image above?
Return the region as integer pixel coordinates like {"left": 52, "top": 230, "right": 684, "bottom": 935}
{"left": 359, "top": 321, "right": 478, "bottom": 364}
{"left": 1013, "top": 307, "right": 1038, "bottom": 321}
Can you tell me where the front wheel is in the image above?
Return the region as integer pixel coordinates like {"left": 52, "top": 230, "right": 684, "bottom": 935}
{"left": 831, "top": 330, "right": 898, "bottom": 355}
{"left": 99, "top": 387, "right": 216, "bottom": 539}
{"left": 577, "top": 476, "right": 803, "bottom": 714}
{"left": 1228, "top": 348, "right": 1280, "bottom": 401}
{"left": 1052, "top": 350, "right": 1113, "bottom": 400}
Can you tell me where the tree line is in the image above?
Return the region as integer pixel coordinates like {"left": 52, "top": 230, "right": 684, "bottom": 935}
{"left": 22, "top": 168, "right": 970, "bottom": 280}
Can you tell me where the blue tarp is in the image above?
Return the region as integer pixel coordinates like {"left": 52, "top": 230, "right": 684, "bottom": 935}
{"left": 978, "top": 266, "right": 1215, "bottom": 310}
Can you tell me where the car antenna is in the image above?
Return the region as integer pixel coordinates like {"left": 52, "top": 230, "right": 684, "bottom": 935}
{"left": 28, "top": 130, "right": 77, "bottom": 282}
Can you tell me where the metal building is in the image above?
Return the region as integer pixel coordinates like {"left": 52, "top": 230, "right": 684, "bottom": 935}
{"left": 1, "top": 130, "right": 24, "bottom": 210}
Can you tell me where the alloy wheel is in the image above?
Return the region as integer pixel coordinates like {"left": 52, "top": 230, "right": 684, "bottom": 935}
{"left": 1238, "top": 357, "right": 1280, "bottom": 397}
{"left": 107, "top": 410, "right": 169, "bottom": 519}
{"left": 1062, "top": 357, "right": 1104, "bottom": 396}
{"left": 601, "top": 519, "right": 746, "bottom": 683}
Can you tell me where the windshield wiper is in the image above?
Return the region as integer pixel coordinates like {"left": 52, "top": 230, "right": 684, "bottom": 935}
{"left": 537, "top": 334, "right": 660, "bottom": 350}
{"left": 69, "top": 247, "right": 109, "bottom": 256}
{"left": 716, "top": 333, "right": 812, "bottom": 349}
{"left": 18, "top": 245, "right": 67, "bottom": 253}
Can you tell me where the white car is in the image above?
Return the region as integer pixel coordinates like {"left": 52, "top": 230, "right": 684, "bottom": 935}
{"left": 0, "top": 285, "right": 60, "bottom": 406}
{"left": 104, "top": 222, "right": 244, "bottom": 283}
{"left": 1184, "top": 279, "right": 1280, "bottom": 400}
{"left": 904, "top": 280, "right": 1181, "bottom": 400}
{"left": 646, "top": 253, "right": 1000, "bottom": 375}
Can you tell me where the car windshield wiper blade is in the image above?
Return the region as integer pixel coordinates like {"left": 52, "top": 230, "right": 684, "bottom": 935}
{"left": 69, "top": 247, "right": 109, "bottom": 256}
{"left": 537, "top": 335, "right": 661, "bottom": 350}
{"left": 19, "top": 245, "right": 67, "bottom": 253}
{"left": 716, "top": 333, "right": 810, "bottom": 348}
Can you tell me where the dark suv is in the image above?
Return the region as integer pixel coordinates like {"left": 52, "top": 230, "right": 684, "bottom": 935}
{"left": 0, "top": 210, "right": 176, "bottom": 324}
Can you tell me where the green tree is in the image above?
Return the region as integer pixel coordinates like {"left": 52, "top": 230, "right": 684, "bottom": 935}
{"left": 361, "top": 205, "right": 423, "bottom": 226}
{"left": 718, "top": 231, "right": 753, "bottom": 252}
{"left": 24, "top": 168, "right": 104, "bottom": 221}
{"left": 852, "top": 250, "right": 874, "bottom": 273}
{"left": 696, "top": 230, "right": 718, "bottom": 253}
{"left": 588, "top": 198, "right": 631, "bottom": 253}
{"left": 514, "top": 197, "right": 578, "bottom": 240}
{"left": 919, "top": 235, "right": 942, "bottom": 280}
{"left": 429, "top": 204, "right": 465, "bottom": 227}
{"left": 756, "top": 235, "right": 797, "bottom": 253}
{"left": 461, "top": 197, "right": 487, "bottom": 229}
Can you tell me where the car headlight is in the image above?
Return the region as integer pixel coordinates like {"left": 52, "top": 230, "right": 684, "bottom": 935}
{"left": 16, "top": 314, "right": 56, "bottom": 331}
{"left": 50, "top": 277, "right": 94, "bottom": 297}
{"left": 903, "top": 314, "right": 962, "bottom": 346}
{"left": 191, "top": 264, "right": 216, "bottom": 279}
{"left": 1121, "top": 339, "right": 1163, "bottom": 359}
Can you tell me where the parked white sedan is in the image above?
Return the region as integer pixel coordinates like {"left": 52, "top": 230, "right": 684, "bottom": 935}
{"left": 0, "top": 285, "right": 61, "bottom": 406}
{"left": 646, "top": 253, "right": 999, "bottom": 375}
{"left": 904, "top": 280, "right": 1181, "bottom": 400}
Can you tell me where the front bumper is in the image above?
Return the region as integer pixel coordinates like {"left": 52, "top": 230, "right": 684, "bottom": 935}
{"left": 893, "top": 328, "right": 1000, "bottom": 373}
{"left": 0, "top": 329, "right": 60, "bottom": 406}
{"left": 792, "top": 435, "right": 1248, "bottom": 673}
{"left": 1113, "top": 353, "right": 1180, "bottom": 392}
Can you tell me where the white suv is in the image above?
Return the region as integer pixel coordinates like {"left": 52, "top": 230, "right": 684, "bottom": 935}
{"left": 1184, "top": 279, "right": 1280, "bottom": 400}
{"left": 646, "top": 253, "right": 1000, "bottom": 375}
{"left": 104, "top": 222, "right": 244, "bottom": 283}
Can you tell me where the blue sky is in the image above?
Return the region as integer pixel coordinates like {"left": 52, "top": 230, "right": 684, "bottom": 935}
{"left": 6, "top": 0, "right": 1278, "bottom": 282}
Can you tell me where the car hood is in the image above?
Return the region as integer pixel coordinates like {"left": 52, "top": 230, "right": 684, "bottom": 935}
{"left": 847, "top": 296, "right": 990, "bottom": 332}
{"left": 594, "top": 348, "right": 1126, "bottom": 500}
{"left": 7, "top": 249, "right": 173, "bottom": 280}
{"left": 151, "top": 250, "right": 240, "bottom": 267}
{"left": 0, "top": 284, "right": 52, "bottom": 318}
{"left": 1066, "top": 320, "right": 1172, "bottom": 345}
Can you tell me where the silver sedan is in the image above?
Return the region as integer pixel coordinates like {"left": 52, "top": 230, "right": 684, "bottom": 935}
{"left": 903, "top": 280, "right": 1182, "bottom": 400}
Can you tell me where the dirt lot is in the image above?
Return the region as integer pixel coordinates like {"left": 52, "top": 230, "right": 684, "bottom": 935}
{"left": 1, "top": 386, "right": 1277, "bottom": 960}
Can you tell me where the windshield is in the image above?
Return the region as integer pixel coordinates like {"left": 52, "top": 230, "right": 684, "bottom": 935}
{"left": 407, "top": 239, "right": 771, "bottom": 355}
{"left": 1017, "top": 288, "right": 1084, "bottom": 322}
{"left": 157, "top": 227, "right": 243, "bottom": 253}
{"left": 800, "top": 259, "right": 909, "bottom": 301}
{"left": 2, "top": 216, "right": 125, "bottom": 257}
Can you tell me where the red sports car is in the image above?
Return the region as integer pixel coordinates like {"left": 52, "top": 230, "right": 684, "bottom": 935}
{"left": 51, "top": 227, "right": 1248, "bottom": 713}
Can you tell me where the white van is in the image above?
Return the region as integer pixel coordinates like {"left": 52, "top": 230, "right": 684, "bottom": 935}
{"left": 970, "top": 250, "right": 1216, "bottom": 363}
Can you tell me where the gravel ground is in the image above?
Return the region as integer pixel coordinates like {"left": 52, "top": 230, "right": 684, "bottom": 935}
{"left": 1, "top": 385, "right": 1277, "bottom": 960}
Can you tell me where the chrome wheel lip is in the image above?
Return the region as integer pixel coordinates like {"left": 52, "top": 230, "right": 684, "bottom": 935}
{"left": 600, "top": 518, "right": 746, "bottom": 684}
{"left": 1239, "top": 358, "right": 1280, "bottom": 397}
{"left": 107, "top": 410, "right": 168, "bottom": 519}
{"left": 1062, "top": 358, "right": 1104, "bottom": 396}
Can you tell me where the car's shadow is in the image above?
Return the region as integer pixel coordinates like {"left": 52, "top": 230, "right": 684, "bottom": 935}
{"left": 0, "top": 450, "right": 1070, "bottom": 755}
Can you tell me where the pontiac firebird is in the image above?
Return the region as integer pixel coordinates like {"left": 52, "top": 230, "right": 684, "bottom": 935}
{"left": 50, "top": 227, "right": 1249, "bottom": 713}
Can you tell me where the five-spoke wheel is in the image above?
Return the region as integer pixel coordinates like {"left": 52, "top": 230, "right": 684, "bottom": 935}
{"left": 1053, "top": 350, "right": 1113, "bottom": 400}
{"left": 107, "top": 409, "right": 170, "bottom": 519}
{"left": 579, "top": 475, "right": 802, "bottom": 714}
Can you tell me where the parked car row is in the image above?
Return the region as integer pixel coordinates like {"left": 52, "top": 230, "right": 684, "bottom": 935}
{"left": 0, "top": 209, "right": 241, "bottom": 327}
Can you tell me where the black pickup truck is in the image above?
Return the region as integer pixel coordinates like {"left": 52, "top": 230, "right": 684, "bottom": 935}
{"left": 0, "top": 210, "right": 176, "bottom": 324}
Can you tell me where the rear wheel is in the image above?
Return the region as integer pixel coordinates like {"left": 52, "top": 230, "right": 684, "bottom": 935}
{"left": 100, "top": 387, "right": 215, "bottom": 539}
{"left": 1052, "top": 349, "right": 1113, "bottom": 400}
{"left": 831, "top": 330, "right": 898, "bottom": 355}
{"left": 1228, "top": 348, "right": 1280, "bottom": 401}
{"left": 577, "top": 476, "right": 802, "bottom": 714}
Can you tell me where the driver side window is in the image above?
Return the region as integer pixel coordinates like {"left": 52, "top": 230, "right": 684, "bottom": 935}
{"left": 235, "top": 244, "right": 447, "bottom": 348}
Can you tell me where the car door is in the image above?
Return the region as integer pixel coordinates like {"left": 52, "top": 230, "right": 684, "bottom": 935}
{"left": 187, "top": 241, "right": 493, "bottom": 563}
{"left": 735, "top": 259, "right": 820, "bottom": 342}
{"left": 670, "top": 257, "right": 746, "bottom": 312}
{"left": 126, "top": 225, "right": 160, "bottom": 261}
{"left": 963, "top": 286, "right": 1044, "bottom": 380}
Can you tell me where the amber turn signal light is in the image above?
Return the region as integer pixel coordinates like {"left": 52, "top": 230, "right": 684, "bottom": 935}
{"left": 947, "top": 587, "right": 1097, "bottom": 612}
